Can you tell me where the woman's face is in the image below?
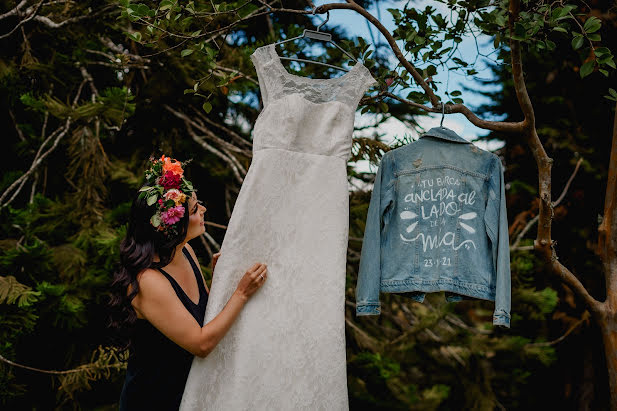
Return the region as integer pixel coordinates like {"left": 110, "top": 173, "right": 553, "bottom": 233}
{"left": 185, "top": 192, "right": 207, "bottom": 241}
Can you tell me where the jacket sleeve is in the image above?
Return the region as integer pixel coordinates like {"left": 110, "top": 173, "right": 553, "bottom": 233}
{"left": 356, "top": 153, "right": 394, "bottom": 316}
{"left": 484, "top": 156, "right": 512, "bottom": 328}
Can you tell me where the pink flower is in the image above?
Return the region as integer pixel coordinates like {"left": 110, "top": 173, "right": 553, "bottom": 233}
{"left": 161, "top": 205, "right": 185, "bottom": 225}
{"left": 385, "top": 77, "right": 394, "bottom": 86}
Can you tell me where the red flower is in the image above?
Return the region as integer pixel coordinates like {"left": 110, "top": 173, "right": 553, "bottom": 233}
{"left": 161, "top": 171, "right": 181, "bottom": 190}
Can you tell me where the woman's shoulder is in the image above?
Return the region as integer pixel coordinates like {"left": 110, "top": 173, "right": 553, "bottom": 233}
{"left": 128, "top": 268, "right": 171, "bottom": 319}
{"left": 137, "top": 267, "right": 169, "bottom": 285}
{"left": 134, "top": 268, "right": 175, "bottom": 299}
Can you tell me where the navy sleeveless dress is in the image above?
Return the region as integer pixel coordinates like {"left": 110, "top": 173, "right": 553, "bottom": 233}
{"left": 119, "top": 247, "right": 208, "bottom": 410}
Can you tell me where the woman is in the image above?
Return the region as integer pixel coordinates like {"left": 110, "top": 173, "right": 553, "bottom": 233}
{"left": 109, "top": 154, "right": 267, "bottom": 410}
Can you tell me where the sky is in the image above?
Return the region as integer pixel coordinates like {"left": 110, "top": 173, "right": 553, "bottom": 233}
{"left": 227, "top": 0, "right": 508, "bottom": 177}
{"left": 305, "top": 0, "right": 507, "bottom": 174}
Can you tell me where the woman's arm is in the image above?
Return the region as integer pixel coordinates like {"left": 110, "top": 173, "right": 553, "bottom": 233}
{"left": 132, "top": 262, "right": 267, "bottom": 358}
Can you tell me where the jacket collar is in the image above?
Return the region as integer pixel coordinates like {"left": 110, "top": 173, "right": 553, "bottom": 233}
{"left": 420, "top": 126, "right": 469, "bottom": 144}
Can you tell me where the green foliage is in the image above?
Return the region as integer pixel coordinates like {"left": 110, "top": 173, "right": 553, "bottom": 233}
{"left": 0, "top": 276, "right": 41, "bottom": 307}
{"left": 56, "top": 346, "right": 127, "bottom": 406}
{"left": 99, "top": 87, "right": 137, "bottom": 126}
{"left": 354, "top": 352, "right": 401, "bottom": 380}
{"left": 0, "top": 239, "right": 54, "bottom": 283}
{"left": 0, "top": 276, "right": 40, "bottom": 402}
{"left": 605, "top": 87, "right": 617, "bottom": 102}
{"left": 21, "top": 195, "right": 81, "bottom": 244}
{"left": 20, "top": 87, "right": 135, "bottom": 126}
{"left": 516, "top": 287, "right": 559, "bottom": 321}
{"left": 523, "top": 341, "right": 557, "bottom": 367}
{"left": 348, "top": 351, "right": 424, "bottom": 409}
{"left": 51, "top": 244, "right": 87, "bottom": 282}
{"left": 511, "top": 252, "right": 536, "bottom": 277}
{"left": 509, "top": 180, "right": 538, "bottom": 196}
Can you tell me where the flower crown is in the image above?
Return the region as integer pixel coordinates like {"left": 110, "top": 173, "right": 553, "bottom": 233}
{"left": 138, "top": 154, "right": 195, "bottom": 237}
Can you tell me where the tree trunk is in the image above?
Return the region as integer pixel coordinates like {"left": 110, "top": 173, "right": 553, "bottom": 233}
{"left": 599, "top": 312, "right": 617, "bottom": 411}
{"left": 597, "top": 102, "right": 617, "bottom": 411}
{"left": 578, "top": 342, "right": 595, "bottom": 410}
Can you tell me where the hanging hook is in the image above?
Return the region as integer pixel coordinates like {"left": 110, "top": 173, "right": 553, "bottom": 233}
{"left": 440, "top": 102, "right": 446, "bottom": 128}
{"left": 317, "top": 10, "right": 330, "bottom": 32}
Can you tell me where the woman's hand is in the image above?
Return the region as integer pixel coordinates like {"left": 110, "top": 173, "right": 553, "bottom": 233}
{"left": 133, "top": 261, "right": 268, "bottom": 358}
{"left": 234, "top": 262, "right": 267, "bottom": 302}
{"left": 212, "top": 252, "right": 221, "bottom": 271}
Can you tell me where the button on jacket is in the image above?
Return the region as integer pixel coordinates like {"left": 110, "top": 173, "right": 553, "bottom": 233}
{"left": 355, "top": 126, "right": 511, "bottom": 327}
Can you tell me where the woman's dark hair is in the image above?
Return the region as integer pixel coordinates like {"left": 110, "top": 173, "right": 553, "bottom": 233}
{"left": 107, "top": 185, "right": 191, "bottom": 353}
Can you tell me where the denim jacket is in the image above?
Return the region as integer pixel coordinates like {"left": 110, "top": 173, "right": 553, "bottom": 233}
{"left": 355, "top": 126, "right": 511, "bottom": 327}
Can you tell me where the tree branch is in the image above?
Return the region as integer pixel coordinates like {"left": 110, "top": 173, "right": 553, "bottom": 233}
{"left": 0, "top": 0, "right": 28, "bottom": 21}
{"left": 32, "top": 13, "right": 90, "bottom": 28}
{"left": 526, "top": 311, "right": 589, "bottom": 347}
{"left": 202, "top": 230, "right": 221, "bottom": 251}
{"left": 205, "top": 221, "right": 228, "bottom": 230}
{"left": 511, "top": 157, "right": 583, "bottom": 251}
{"left": 511, "top": 214, "right": 539, "bottom": 251}
{"left": 0, "top": 2, "right": 116, "bottom": 40}
{"left": 165, "top": 106, "right": 248, "bottom": 185}
{"left": 313, "top": 1, "right": 439, "bottom": 108}
{"left": 3, "top": 176, "right": 29, "bottom": 208}
{"left": 29, "top": 171, "right": 38, "bottom": 203}
{"left": 0, "top": 353, "right": 88, "bottom": 375}
{"left": 214, "top": 63, "right": 258, "bottom": 85}
{"left": 0, "top": 118, "right": 71, "bottom": 208}
{"left": 0, "top": 0, "right": 44, "bottom": 40}
{"left": 376, "top": 91, "right": 524, "bottom": 133}
{"left": 98, "top": 36, "right": 152, "bottom": 64}
{"left": 505, "top": 0, "right": 602, "bottom": 316}
{"left": 190, "top": 106, "right": 253, "bottom": 150}
{"left": 198, "top": 233, "right": 214, "bottom": 260}
{"left": 598, "top": 101, "right": 617, "bottom": 308}
{"left": 508, "top": 1, "right": 553, "bottom": 250}
{"left": 79, "top": 66, "right": 99, "bottom": 99}
{"left": 9, "top": 109, "right": 25, "bottom": 141}
{"left": 553, "top": 157, "right": 584, "bottom": 207}
{"left": 164, "top": 104, "right": 252, "bottom": 160}
{"left": 551, "top": 260, "right": 602, "bottom": 316}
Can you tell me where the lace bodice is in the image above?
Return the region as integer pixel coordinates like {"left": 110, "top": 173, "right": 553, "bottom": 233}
{"left": 249, "top": 43, "right": 377, "bottom": 160}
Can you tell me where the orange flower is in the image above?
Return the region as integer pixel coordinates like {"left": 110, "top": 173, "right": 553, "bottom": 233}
{"left": 160, "top": 155, "right": 184, "bottom": 176}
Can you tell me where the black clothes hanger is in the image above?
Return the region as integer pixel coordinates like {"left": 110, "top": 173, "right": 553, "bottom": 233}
{"left": 272, "top": 8, "right": 358, "bottom": 72}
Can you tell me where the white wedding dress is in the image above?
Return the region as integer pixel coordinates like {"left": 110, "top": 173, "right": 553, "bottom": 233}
{"left": 180, "top": 43, "right": 376, "bottom": 411}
